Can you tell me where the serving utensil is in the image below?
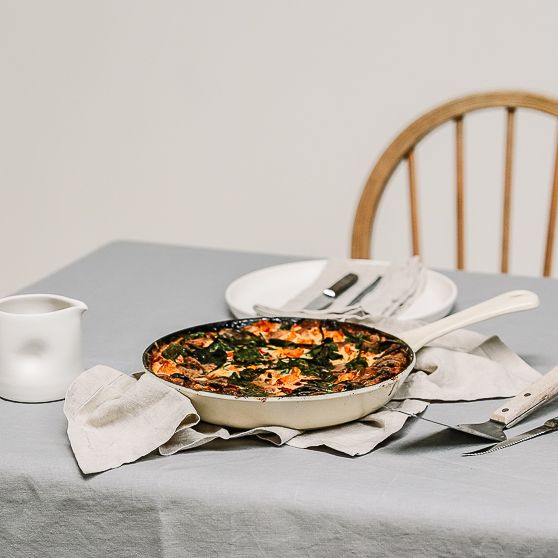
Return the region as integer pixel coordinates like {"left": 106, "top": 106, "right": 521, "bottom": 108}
{"left": 396, "top": 365, "right": 558, "bottom": 441}
{"left": 462, "top": 417, "right": 558, "bottom": 456}
{"left": 304, "top": 273, "right": 358, "bottom": 310}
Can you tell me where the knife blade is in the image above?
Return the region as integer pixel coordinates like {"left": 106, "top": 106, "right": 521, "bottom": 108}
{"left": 347, "top": 275, "right": 383, "bottom": 306}
{"left": 304, "top": 273, "right": 358, "bottom": 310}
{"left": 462, "top": 417, "right": 558, "bottom": 456}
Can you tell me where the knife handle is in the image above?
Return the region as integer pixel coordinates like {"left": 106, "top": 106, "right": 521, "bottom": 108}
{"left": 491, "top": 365, "right": 558, "bottom": 427}
{"left": 323, "top": 273, "right": 358, "bottom": 298}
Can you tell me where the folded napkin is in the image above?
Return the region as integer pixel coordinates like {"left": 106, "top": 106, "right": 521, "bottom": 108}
{"left": 283, "top": 257, "right": 426, "bottom": 316}
{"left": 65, "top": 321, "right": 541, "bottom": 474}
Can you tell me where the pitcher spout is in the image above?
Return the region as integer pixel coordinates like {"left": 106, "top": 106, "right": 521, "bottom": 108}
{"left": 64, "top": 297, "right": 88, "bottom": 314}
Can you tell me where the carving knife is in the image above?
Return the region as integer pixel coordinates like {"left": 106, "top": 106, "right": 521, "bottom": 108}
{"left": 304, "top": 273, "right": 358, "bottom": 311}
{"left": 462, "top": 416, "right": 558, "bottom": 456}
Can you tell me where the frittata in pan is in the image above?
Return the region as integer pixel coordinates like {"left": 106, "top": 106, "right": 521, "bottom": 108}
{"left": 148, "top": 319, "right": 412, "bottom": 398}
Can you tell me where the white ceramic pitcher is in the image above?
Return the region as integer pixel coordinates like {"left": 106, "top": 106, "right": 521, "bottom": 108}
{"left": 0, "top": 294, "right": 88, "bottom": 403}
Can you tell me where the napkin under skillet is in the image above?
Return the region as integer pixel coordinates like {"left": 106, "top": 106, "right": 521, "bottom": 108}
{"left": 65, "top": 320, "right": 540, "bottom": 474}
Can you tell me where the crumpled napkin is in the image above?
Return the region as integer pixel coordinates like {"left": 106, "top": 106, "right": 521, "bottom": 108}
{"left": 373, "top": 317, "right": 540, "bottom": 401}
{"left": 283, "top": 257, "right": 426, "bottom": 316}
{"left": 64, "top": 366, "right": 199, "bottom": 474}
{"left": 65, "top": 319, "right": 541, "bottom": 474}
{"left": 159, "top": 398, "right": 428, "bottom": 457}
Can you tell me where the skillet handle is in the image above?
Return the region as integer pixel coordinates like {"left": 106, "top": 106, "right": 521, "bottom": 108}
{"left": 400, "top": 290, "right": 539, "bottom": 352}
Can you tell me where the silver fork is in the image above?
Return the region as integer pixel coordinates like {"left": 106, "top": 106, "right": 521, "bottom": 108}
{"left": 252, "top": 303, "right": 372, "bottom": 322}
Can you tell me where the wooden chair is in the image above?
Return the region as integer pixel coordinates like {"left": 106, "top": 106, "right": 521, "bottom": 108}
{"left": 351, "top": 91, "right": 558, "bottom": 276}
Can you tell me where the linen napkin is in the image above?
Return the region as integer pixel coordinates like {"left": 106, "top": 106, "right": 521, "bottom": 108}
{"left": 283, "top": 257, "right": 426, "bottom": 316}
{"left": 370, "top": 317, "right": 540, "bottom": 401}
{"left": 64, "top": 366, "right": 199, "bottom": 474}
{"left": 65, "top": 322, "right": 541, "bottom": 473}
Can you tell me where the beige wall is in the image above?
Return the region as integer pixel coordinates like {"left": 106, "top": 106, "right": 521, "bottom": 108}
{"left": 1, "top": 0, "right": 558, "bottom": 295}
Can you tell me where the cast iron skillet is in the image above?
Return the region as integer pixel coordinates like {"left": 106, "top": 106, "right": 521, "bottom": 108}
{"left": 143, "top": 290, "right": 538, "bottom": 430}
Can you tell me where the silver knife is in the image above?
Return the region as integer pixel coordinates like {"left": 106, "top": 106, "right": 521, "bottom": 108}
{"left": 462, "top": 417, "right": 558, "bottom": 456}
{"left": 304, "top": 273, "right": 358, "bottom": 311}
{"left": 347, "top": 276, "right": 383, "bottom": 306}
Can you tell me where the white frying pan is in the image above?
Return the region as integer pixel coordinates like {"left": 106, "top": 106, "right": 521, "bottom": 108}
{"left": 144, "top": 290, "right": 539, "bottom": 430}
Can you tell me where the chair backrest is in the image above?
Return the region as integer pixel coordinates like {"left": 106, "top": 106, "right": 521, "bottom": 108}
{"left": 351, "top": 91, "right": 558, "bottom": 276}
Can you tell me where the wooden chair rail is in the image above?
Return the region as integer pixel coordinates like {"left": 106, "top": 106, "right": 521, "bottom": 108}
{"left": 455, "top": 116, "right": 464, "bottom": 270}
{"left": 351, "top": 91, "right": 558, "bottom": 276}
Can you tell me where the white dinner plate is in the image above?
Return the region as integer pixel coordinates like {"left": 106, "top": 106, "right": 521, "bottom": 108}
{"left": 226, "top": 259, "right": 458, "bottom": 323}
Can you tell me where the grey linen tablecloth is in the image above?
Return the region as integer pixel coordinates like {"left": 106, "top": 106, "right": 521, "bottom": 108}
{"left": 2, "top": 242, "right": 558, "bottom": 558}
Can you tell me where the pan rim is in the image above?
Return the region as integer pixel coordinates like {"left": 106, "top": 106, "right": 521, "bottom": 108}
{"left": 143, "top": 316, "right": 415, "bottom": 403}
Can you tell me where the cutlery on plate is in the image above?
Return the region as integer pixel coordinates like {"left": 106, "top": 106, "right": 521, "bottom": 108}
{"left": 396, "top": 365, "right": 558, "bottom": 441}
{"left": 347, "top": 276, "right": 383, "bottom": 306}
{"left": 253, "top": 303, "right": 370, "bottom": 321}
{"left": 462, "top": 417, "right": 558, "bottom": 456}
{"left": 304, "top": 273, "right": 358, "bottom": 311}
